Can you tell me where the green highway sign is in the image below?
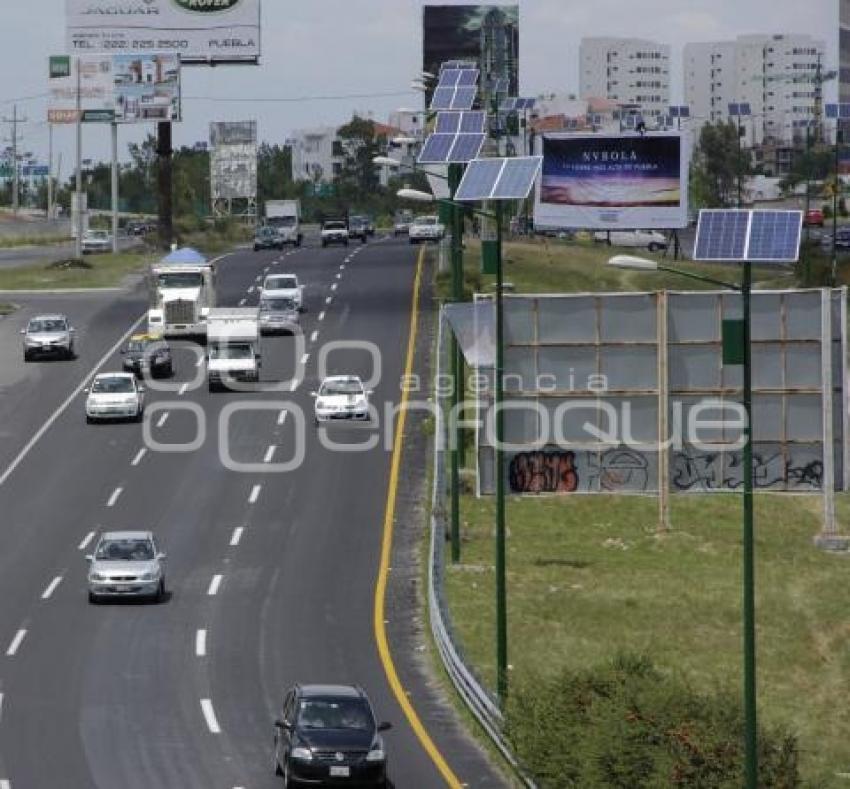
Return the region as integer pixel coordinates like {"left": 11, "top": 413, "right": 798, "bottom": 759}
{"left": 0, "top": 166, "right": 12, "bottom": 178}
{"left": 82, "top": 109, "right": 115, "bottom": 123}
{"left": 49, "top": 56, "right": 71, "bottom": 79}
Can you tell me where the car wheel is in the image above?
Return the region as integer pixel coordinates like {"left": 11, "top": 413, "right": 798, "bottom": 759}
{"left": 23, "top": 350, "right": 32, "bottom": 362}
{"left": 88, "top": 591, "right": 99, "bottom": 604}
{"left": 156, "top": 579, "right": 166, "bottom": 603}
{"left": 135, "top": 407, "right": 144, "bottom": 423}
{"left": 648, "top": 242, "right": 661, "bottom": 252}
{"left": 254, "top": 245, "right": 260, "bottom": 252}
{"left": 86, "top": 415, "right": 95, "bottom": 425}
{"left": 321, "top": 241, "right": 327, "bottom": 248}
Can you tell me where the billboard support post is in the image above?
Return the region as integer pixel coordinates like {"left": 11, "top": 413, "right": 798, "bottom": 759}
{"left": 111, "top": 122, "right": 119, "bottom": 254}
{"left": 157, "top": 121, "right": 173, "bottom": 251}
{"left": 74, "top": 58, "right": 83, "bottom": 260}
{"left": 47, "top": 124, "right": 53, "bottom": 220}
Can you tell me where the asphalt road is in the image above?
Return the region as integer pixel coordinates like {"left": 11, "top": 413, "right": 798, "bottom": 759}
{"left": 0, "top": 237, "right": 503, "bottom": 787}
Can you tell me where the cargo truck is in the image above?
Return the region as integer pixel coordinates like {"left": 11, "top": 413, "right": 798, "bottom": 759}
{"left": 265, "top": 200, "right": 303, "bottom": 247}
{"left": 206, "top": 307, "right": 261, "bottom": 392}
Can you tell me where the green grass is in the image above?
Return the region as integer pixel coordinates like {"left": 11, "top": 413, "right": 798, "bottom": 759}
{"left": 436, "top": 238, "right": 795, "bottom": 299}
{"left": 0, "top": 252, "right": 154, "bottom": 290}
{"left": 0, "top": 234, "right": 70, "bottom": 249}
{"left": 0, "top": 303, "right": 15, "bottom": 315}
{"left": 445, "top": 492, "right": 850, "bottom": 786}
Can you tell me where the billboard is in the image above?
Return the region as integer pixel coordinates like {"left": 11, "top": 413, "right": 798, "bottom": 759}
{"left": 423, "top": 4, "right": 519, "bottom": 99}
{"left": 534, "top": 133, "right": 689, "bottom": 230}
{"left": 210, "top": 121, "right": 257, "bottom": 201}
{"left": 66, "top": 0, "right": 260, "bottom": 64}
{"left": 48, "top": 54, "right": 181, "bottom": 124}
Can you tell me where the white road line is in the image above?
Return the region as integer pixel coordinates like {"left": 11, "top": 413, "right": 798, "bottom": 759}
{"left": 156, "top": 412, "right": 169, "bottom": 428}
{"left": 0, "top": 692, "right": 3, "bottom": 721}
{"left": 178, "top": 382, "right": 189, "bottom": 396}
{"left": 106, "top": 487, "right": 123, "bottom": 508}
{"left": 248, "top": 484, "right": 262, "bottom": 504}
{"left": 255, "top": 275, "right": 262, "bottom": 282}
{"left": 310, "top": 330, "right": 319, "bottom": 343}
{"left": 230, "top": 527, "right": 244, "bottom": 546}
{"left": 6, "top": 629, "right": 26, "bottom": 657}
{"left": 264, "top": 267, "right": 270, "bottom": 273}
{"left": 335, "top": 272, "right": 342, "bottom": 280}
{"left": 238, "top": 297, "right": 246, "bottom": 306}
{"left": 330, "top": 282, "right": 338, "bottom": 291}
{"left": 300, "top": 353, "right": 310, "bottom": 365}
{"left": 207, "top": 575, "right": 223, "bottom": 596}
{"left": 0, "top": 778, "right": 9, "bottom": 789}
{"left": 248, "top": 285, "right": 255, "bottom": 293}
{"left": 340, "top": 264, "right": 346, "bottom": 271}
{"left": 0, "top": 312, "right": 147, "bottom": 489}
{"left": 200, "top": 699, "right": 221, "bottom": 734}
{"left": 195, "top": 629, "right": 207, "bottom": 657}
{"left": 131, "top": 448, "right": 147, "bottom": 466}
{"left": 290, "top": 379, "right": 299, "bottom": 392}
{"left": 264, "top": 445, "right": 276, "bottom": 463}
{"left": 41, "top": 577, "right": 62, "bottom": 600}
{"left": 78, "top": 531, "right": 96, "bottom": 551}
{"left": 318, "top": 311, "right": 326, "bottom": 322}
{"left": 277, "top": 409, "right": 287, "bottom": 425}
{"left": 325, "top": 296, "right": 333, "bottom": 305}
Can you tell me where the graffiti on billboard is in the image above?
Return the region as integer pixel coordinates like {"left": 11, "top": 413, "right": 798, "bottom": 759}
{"left": 671, "top": 449, "right": 823, "bottom": 491}
{"left": 508, "top": 450, "right": 579, "bottom": 494}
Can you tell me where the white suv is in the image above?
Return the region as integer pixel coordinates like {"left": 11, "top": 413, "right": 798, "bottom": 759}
{"left": 261, "top": 273, "right": 304, "bottom": 311}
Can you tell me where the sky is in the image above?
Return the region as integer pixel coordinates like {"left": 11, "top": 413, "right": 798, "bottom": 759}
{"left": 0, "top": 0, "right": 839, "bottom": 176}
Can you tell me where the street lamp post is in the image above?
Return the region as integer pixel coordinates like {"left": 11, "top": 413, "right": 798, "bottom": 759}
{"left": 607, "top": 252, "right": 757, "bottom": 788}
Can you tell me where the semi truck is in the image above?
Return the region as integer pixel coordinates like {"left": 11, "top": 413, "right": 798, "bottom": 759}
{"left": 265, "top": 200, "right": 303, "bottom": 247}
{"left": 206, "top": 307, "right": 261, "bottom": 391}
{"left": 147, "top": 252, "right": 216, "bottom": 338}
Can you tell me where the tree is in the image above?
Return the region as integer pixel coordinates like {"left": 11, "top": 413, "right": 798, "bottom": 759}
{"left": 336, "top": 116, "right": 382, "bottom": 197}
{"left": 256, "top": 142, "right": 293, "bottom": 206}
{"left": 690, "top": 121, "right": 751, "bottom": 208}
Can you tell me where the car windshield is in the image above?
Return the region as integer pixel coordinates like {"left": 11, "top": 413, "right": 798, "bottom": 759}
{"left": 320, "top": 379, "right": 363, "bottom": 397}
{"left": 324, "top": 222, "right": 346, "bottom": 230}
{"left": 415, "top": 216, "right": 436, "bottom": 225}
{"left": 278, "top": 216, "right": 296, "bottom": 227}
{"left": 261, "top": 298, "right": 296, "bottom": 311}
{"left": 91, "top": 377, "right": 135, "bottom": 394}
{"left": 28, "top": 319, "right": 67, "bottom": 333}
{"left": 209, "top": 344, "right": 253, "bottom": 360}
{"left": 127, "top": 340, "right": 165, "bottom": 353}
{"left": 297, "top": 699, "right": 373, "bottom": 731}
{"left": 157, "top": 272, "right": 202, "bottom": 289}
{"left": 87, "top": 231, "right": 107, "bottom": 239}
{"left": 265, "top": 277, "right": 297, "bottom": 290}
{"left": 257, "top": 227, "right": 275, "bottom": 236}
{"left": 95, "top": 538, "right": 155, "bottom": 561}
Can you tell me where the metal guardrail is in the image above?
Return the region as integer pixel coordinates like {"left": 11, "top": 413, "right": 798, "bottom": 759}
{"left": 428, "top": 309, "right": 536, "bottom": 788}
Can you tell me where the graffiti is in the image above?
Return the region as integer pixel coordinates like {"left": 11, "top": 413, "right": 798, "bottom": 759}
{"left": 509, "top": 450, "right": 579, "bottom": 494}
{"left": 588, "top": 447, "right": 650, "bottom": 492}
{"left": 672, "top": 450, "right": 823, "bottom": 492}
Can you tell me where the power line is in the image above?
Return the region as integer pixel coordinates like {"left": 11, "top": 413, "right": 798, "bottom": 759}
{"left": 0, "top": 92, "right": 49, "bottom": 106}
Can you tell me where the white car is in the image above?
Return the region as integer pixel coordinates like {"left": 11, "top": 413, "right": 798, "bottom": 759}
{"left": 261, "top": 273, "right": 304, "bottom": 311}
{"left": 593, "top": 229, "right": 668, "bottom": 252}
{"left": 312, "top": 375, "right": 371, "bottom": 423}
{"left": 409, "top": 215, "right": 445, "bottom": 244}
{"left": 81, "top": 230, "right": 112, "bottom": 254}
{"left": 85, "top": 372, "right": 145, "bottom": 423}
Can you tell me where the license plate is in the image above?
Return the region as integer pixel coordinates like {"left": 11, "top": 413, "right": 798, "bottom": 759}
{"left": 329, "top": 766, "right": 350, "bottom": 777}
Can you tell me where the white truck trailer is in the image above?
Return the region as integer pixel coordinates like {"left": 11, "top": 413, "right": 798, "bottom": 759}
{"left": 206, "top": 307, "right": 261, "bottom": 391}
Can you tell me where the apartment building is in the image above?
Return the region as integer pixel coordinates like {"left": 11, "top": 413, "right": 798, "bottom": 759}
{"left": 684, "top": 34, "right": 825, "bottom": 147}
{"left": 579, "top": 37, "right": 671, "bottom": 120}
{"left": 288, "top": 126, "right": 343, "bottom": 184}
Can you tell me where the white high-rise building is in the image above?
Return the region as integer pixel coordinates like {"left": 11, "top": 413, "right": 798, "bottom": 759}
{"left": 684, "top": 34, "right": 825, "bottom": 148}
{"left": 579, "top": 37, "right": 671, "bottom": 120}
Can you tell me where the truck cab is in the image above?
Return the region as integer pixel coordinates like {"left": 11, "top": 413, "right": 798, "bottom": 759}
{"left": 147, "top": 250, "right": 216, "bottom": 338}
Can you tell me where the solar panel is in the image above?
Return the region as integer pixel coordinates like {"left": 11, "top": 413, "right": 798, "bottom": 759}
{"left": 516, "top": 98, "right": 536, "bottom": 110}
{"left": 747, "top": 210, "right": 802, "bottom": 262}
{"left": 680, "top": 106, "right": 690, "bottom": 118}
{"left": 448, "top": 134, "right": 486, "bottom": 163}
{"left": 825, "top": 103, "right": 850, "bottom": 119}
{"left": 460, "top": 111, "right": 486, "bottom": 133}
{"left": 693, "top": 210, "right": 750, "bottom": 260}
{"left": 438, "top": 69, "right": 461, "bottom": 88}
{"left": 500, "top": 97, "right": 517, "bottom": 112}
{"left": 451, "top": 87, "right": 477, "bottom": 110}
{"left": 418, "top": 134, "right": 455, "bottom": 164}
{"left": 455, "top": 156, "right": 542, "bottom": 201}
{"left": 457, "top": 69, "right": 480, "bottom": 87}
{"left": 826, "top": 104, "right": 839, "bottom": 119}
{"left": 436, "top": 112, "right": 461, "bottom": 134}
{"left": 740, "top": 102, "right": 751, "bottom": 116}
{"left": 455, "top": 159, "right": 504, "bottom": 201}
{"left": 430, "top": 87, "right": 455, "bottom": 110}
{"left": 728, "top": 103, "right": 739, "bottom": 117}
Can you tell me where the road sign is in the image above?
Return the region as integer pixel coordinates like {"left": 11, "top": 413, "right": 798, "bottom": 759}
{"left": 82, "top": 109, "right": 115, "bottom": 123}
{"left": 48, "top": 109, "right": 81, "bottom": 124}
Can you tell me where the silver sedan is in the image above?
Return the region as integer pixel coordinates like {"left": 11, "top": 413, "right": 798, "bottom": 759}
{"left": 86, "top": 531, "right": 167, "bottom": 603}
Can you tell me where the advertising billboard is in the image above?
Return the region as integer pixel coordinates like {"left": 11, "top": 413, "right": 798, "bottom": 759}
{"left": 48, "top": 54, "right": 181, "bottom": 124}
{"left": 66, "top": 0, "right": 260, "bottom": 64}
{"left": 423, "top": 4, "right": 519, "bottom": 99}
{"left": 210, "top": 121, "right": 257, "bottom": 200}
{"left": 534, "top": 132, "right": 689, "bottom": 230}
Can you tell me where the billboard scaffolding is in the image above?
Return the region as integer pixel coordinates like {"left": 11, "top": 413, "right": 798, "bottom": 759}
{"left": 210, "top": 121, "right": 257, "bottom": 219}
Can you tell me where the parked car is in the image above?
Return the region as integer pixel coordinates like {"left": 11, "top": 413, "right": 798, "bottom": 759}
{"left": 409, "top": 215, "right": 445, "bottom": 244}
{"left": 273, "top": 684, "right": 391, "bottom": 787}
{"left": 312, "top": 375, "right": 371, "bottom": 423}
{"left": 21, "top": 314, "right": 75, "bottom": 361}
{"left": 804, "top": 208, "right": 825, "bottom": 227}
{"left": 593, "top": 229, "right": 668, "bottom": 252}
{"left": 259, "top": 296, "right": 300, "bottom": 335}
{"left": 254, "top": 225, "right": 284, "bottom": 252}
{"left": 121, "top": 333, "right": 173, "bottom": 378}
{"left": 85, "top": 372, "right": 145, "bottom": 423}
{"left": 82, "top": 229, "right": 112, "bottom": 254}
{"left": 821, "top": 226, "right": 850, "bottom": 250}
{"left": 321, "top": 220, "right": 349, "bottom": 247}
{"left": 86, "top": 531, "right": 166, "bottom": 603}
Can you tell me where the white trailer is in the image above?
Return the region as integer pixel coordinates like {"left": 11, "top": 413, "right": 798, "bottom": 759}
{"left": 206, "top": 307, "right": 261, "bottom": 391}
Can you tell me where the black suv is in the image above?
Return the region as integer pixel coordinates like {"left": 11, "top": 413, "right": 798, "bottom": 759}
{"left": 273, "top": 684, "right": 390, "bottom": 787}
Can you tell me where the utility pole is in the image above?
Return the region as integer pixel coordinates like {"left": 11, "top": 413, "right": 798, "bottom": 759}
{"left": 157, "top": 121, "right": 173, "bottom": 250}
{"left": 2, "top": 104, "right": 28, "bottom": 214}
{"left": 47, "top": 123, "right": 53, "bottom": 220}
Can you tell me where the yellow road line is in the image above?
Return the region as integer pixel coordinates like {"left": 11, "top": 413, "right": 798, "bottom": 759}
{"left": 374, "top": 247, "right": 463, "bottom": 788}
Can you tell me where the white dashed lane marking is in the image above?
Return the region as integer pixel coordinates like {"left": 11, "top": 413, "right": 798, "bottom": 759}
{"left": 106, "top": 487, "right": 123, "bottom": 508}
{"left": 318, "top": 311, "right": 326, "bottom": 322}
{"left": 248, "top": 484, "right": 262, "bottom": 504}
{"left": 207, "top": 575, "right": 223, "bottom": 596}
{"left": 264, "top": 445, "right": 276, "bottom": 463}
{"left": 157, "top": 412, "right": 169, "bottom": 428}
{"left": 300, "top": 353, "right": 309, "bottom": 365}
{"left": 277, "top": 410, "right": 287, "bottom": 426}
{"left": 78, "top": 531, "right": 96, "bottom": 551}
{"left": 325, "top": 296, "right": 332, "bottom": 305}
{"left": 178, "top": 383, "right": 189, "bottom": 396}
{"left": 230, "top": 527, "right": 244, "bottom": 546}
{"left": 310, "top": 331, "right": 318, "bottom": 343}
{"left": 330, "top": 283, "right": 338, "bottom": 292}
{"left": 41, "top": 577, "right": 62, "bottom": 600}
{"left": 195, "top": 629, "right": 207, "bottom": 657}
{"left": 131, "top": 448, "right": 147, "bottom": 466}
{"left": 6, "top": 629, "right": 26, "bottom": 657}
{"left": 239, "top": 298, "right": 246, "bottom": 306}
{"left": 200, "top": 699, "right": 221, "bottom": 734}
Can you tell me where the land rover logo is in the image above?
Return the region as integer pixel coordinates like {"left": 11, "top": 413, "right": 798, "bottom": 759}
{"left": 172, "top": 0, "right": 242, "bottom": 12}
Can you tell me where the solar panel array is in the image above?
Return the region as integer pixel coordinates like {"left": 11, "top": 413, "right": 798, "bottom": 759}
{"left": 455, "top": 156, "right": 542, "bottom": 201}
{"left": 825, "top": 103, "right": 850, "bottom": 119}
{"left": 728, "top": 102, "right": 752, "bottom": 117}
{"left": 668, "top": 105, "right": 690, "bottom": 118}
{"left": 694, "top": 209, "right": 802, "bottom": 262}
{"left": 418, "top": 132, "right": 485, "bottom": 164}
{"left": 431, "top": 67, "right": 480, "bottom": 111}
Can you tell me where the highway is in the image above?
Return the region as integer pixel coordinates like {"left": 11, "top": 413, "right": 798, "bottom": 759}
{"left": 0, "top": 237, "right": 503, "bottom": 788}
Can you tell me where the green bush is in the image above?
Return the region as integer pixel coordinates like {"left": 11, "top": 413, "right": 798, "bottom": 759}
{"left": 504, "top": 653, "right": 800, "bottom": 788}
{"left": 822, "top": 204, "right": 833, "bottom": 219}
